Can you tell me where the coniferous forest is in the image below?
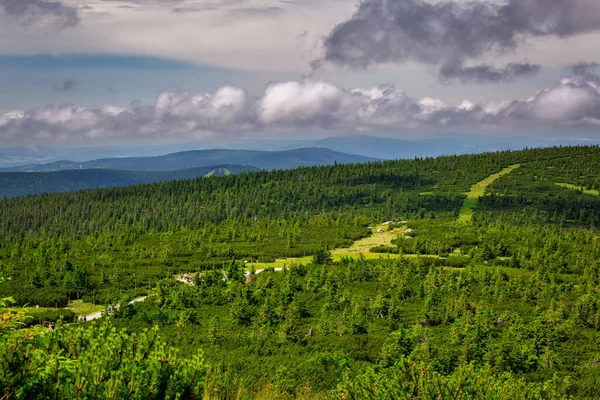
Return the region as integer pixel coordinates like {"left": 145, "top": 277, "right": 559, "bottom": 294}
{"left": 2, "top": 146, "right": 600, "bottom": 399}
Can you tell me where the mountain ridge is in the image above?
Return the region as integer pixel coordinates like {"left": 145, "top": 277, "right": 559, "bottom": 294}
{"left": 0, "top": 147, "right": 376, "bottom": 172}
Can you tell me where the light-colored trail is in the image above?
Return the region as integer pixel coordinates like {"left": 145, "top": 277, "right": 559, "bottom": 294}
{"left": 84, "top": 296, "right": 148, "bottom": 321}
{"left": 176, "top": 268, "right": 284, "bottom": 286}
{"left": 86, "top": 168, "right": 521, "bottom": 319}
{"left": 457, "top": 164, "right": 521, "bottom": 223}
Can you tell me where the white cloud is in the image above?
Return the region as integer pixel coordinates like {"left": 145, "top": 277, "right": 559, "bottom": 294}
{"left": 2, "top": 74, "right": 600, "bottom": 144}
{"left": 259, "top": 80, "right": 344, "bottom": 125}
{"left": 528, "top": 79, "right": 600, "bottom": 121}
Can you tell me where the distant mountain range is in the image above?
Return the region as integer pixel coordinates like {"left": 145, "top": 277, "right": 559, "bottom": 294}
{"left": 278, "top": 135, "right": 571, "bottom": 160}
{"left": 0, "top": 165, "right": 257, "bottom": 199}
{"left": 0, "top": 148, "right": 377, "bottom": 198}
{"left": 1, "top": 148, "right": 376, "bottom": 173}
{"left": 2, "top": 136, "right": 595, "bottom": 169}
{"left": 302, "top": 136, "right": 448, "bottom": 160}
{"left": 166, "top": 135, "right": 581, "bottom": 160}
{"left": 4, "top": 136, "right": 586, "bottom": 198}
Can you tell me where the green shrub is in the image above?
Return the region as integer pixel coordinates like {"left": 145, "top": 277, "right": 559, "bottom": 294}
{"left": 336, "top": 357, "right": 570, "bottom": 399}
{"left": 444, "top": 255, "right": 470, "bottom": 268}
{"left": 22, "top": 309, "right": 75, "bottom": 327}
{"left": 369, "top": 245, "right": 397, "bottom": 254}
{"left": 0, "top": 320, "right": 207, "bottom": 399}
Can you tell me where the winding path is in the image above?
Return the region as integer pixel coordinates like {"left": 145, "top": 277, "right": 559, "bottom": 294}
{"left": 82, "top": 167, "right": 521, "bottom": 320}
{"left": 84, "top": 296, "right": 148, "bottom": 321}
{"left": 176, "top": 268, "right": 284, "bottom": 286}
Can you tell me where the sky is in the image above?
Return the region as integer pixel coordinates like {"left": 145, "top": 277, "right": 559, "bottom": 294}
{"left": 1, "top": 0, "right": 600, "bottom": 148}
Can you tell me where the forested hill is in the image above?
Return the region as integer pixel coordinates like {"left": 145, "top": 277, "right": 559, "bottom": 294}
{"left": 0, "top": 165, "right": 256, "bottom": 199}
{"left": 0, "top": 145, "right": 598, "bottom": 242}
{"left": 0, "top": 165, "right": 258, "bottom": 198}
{"left": 1, "top": 147, "right": 375, "bottom": 172}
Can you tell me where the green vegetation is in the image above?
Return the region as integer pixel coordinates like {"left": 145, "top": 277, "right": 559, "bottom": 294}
{"left": 337, "top": 359, "right": 570, "bottom": 399}
{"left": 249, "top": 223, "right": 404, "bottom": 270}
{"left": 479, "top": 151, "right": 600, "bottom": 227}
{"left": 555, "top": 182, "right": 600, "bottom": 197}
{"left": 0, "top": 319, "right": 207, "bottom": 399}
{"left": 458, "top": 164, "right": 521, "bottom": 222}
{"left": 1, "top": 145, "right": 600, "bottom": 399}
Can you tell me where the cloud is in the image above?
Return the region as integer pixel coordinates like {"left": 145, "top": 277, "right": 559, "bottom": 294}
{"left": 2, "top": 75, "right": 600, "bottom": 143}
{"left": 101, "top": 0, "right": 248, "bottom": 12}
{"left": 569, "top": 61, "right": 599, "bottom": 78}
{"left": 508, "top": 77, "right": 600, "bottom": 123}
{"left": 171, "top": 7, "right": 210, "bottom": 13}
{"left": 316, "top": 0, "right": 600, "bottom": 83}
{"left": 440, "top": 61, "right": 542, "bottom": 84}
{"left": 0, "top": 0, "right": 79, "bottom": 29}
{"left": 227, "top": 7, "right": 284, "bottom": 17}
{"left": 53, "top": 79, "right": 80, "bottom": 92}
{"left": 260, "top": 81, "right": 345, "bottom": 126}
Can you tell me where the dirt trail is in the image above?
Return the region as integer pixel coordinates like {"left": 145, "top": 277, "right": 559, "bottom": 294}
{"left": 84, "top": 166, "right": 522, "bottom": 314}
{"left": 84, "top": 296, "right": 148, "bottom": 321}
{"left": 176, "top": 268, "right": 284, "bottom": 286}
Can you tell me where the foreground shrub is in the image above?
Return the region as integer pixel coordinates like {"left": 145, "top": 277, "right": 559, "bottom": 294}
{"left": 0, "top": 320, "right": 207, "bottom": 399}
{"left": 336, "top": 357, "right": 570, "bottom": 400}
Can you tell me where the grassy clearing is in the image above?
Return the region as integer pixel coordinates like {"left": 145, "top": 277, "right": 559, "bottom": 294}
{"left": 555, "top": 182, "right": 600, "bottom": 196}
{"left": 66, "top": 300, "right": 104, "bottom": 316}
{"left": 236, "top": 164, "right": 527, "bottom": 270}
{"left": 9, "top": 300, "right": 105, "bottom": 318}
{"left": 458, "top": 164, "right": 521, "bottom": 223}
{"left": 335, "top": 224, "right": 401, "bottom": 253}
{"left": 247, "top": 224, "right": 405, "bottom": 269}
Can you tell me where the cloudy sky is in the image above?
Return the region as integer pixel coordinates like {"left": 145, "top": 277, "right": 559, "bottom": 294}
{"left": 1, "top": 0, "right": 600, "bottom": 147}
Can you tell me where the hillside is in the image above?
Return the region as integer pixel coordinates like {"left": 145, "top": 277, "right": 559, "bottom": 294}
{"left": 1, "top": 147, "right": 376, "bottom": 172}
{"left": 0, "top": 165, "right": 257, "bottom": 198}
{"left": 1, "top": 146, "right": 600, "bottom": 399}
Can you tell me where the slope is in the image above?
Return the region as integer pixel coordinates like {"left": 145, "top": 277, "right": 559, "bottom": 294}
{"left": 457, "top": 164, "right": 521, "bottom": 222}
{"left": 0, "top": 164, "right": 257, "bottom": 198}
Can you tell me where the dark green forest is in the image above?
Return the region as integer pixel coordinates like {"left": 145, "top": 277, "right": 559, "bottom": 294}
{"left": 0, "top": 165, "right": 257, "bottom": 199}
{"left": 1, "top": 145, "right": 600, "bottom": 399}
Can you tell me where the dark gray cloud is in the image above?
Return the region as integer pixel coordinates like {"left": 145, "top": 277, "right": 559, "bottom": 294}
{"left": 102, "top": 0, "right": 247, "bottom": 12}
{"left": 2, "top": 76, "right": 600, "bottom": 143}
{"left": 228, "top": 7, "right": 284, "bottom": 17}
{"left": 316, "top": 0, "right": 600, "bottom": 83}
{"left": 172, "top": 6, "right": 214, "bottom": 13}
{"left": 101, "top": 0, "right": 186, "bottom": 4}
{"left": 0, "top": 0, "right": 79, "bottom": 29}
{"left": 569, "top": 61, "right": 599, "bottom": 77}
{"left": 440, "top": 61, "right": 542, "bottom": 84}
{"left": 53, "top": 79, "right": 80, "bottom": 92}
